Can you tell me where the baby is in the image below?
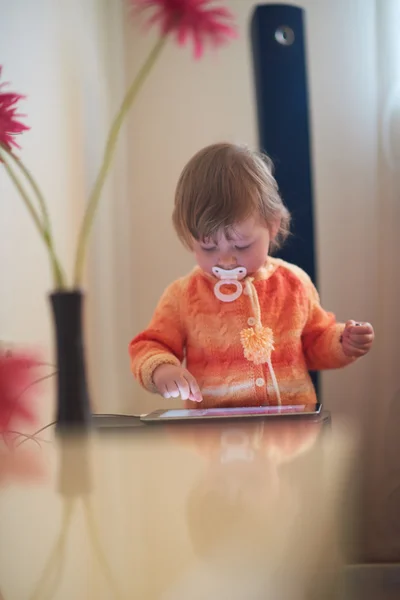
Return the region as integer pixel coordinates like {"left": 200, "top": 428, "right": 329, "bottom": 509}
{"left": 129, "top": 143, "right": 374, "bottom": 407}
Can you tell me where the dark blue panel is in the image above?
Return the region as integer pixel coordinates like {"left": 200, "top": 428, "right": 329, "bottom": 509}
{"left": 251, "top": 4, "right": 319, "bottom": 394}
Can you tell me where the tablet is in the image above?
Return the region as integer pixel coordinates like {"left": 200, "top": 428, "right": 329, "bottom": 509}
{"left": 140, "top": 403, "right": 322, "bottom": 423}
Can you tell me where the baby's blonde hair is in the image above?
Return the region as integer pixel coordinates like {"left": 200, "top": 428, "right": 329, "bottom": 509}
{"left": 173, "top": 143, "right": 290, "bottom": 251}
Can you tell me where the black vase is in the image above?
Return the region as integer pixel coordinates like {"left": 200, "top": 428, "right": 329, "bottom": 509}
{"left": 50, "top": 291, "right": 92, "bottom": 430}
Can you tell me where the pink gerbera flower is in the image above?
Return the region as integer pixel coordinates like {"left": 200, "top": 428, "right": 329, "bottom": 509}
{"left": 131, "top": 0, "right": 237, "bottom": 58}
{"left": 0, "top": 351, "right": 39, "bottom": 432}
{"left": 0, "top": 66, "right": 29, "bottom": 153}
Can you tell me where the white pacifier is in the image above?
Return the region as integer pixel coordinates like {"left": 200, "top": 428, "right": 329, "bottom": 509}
{"left": 212, "top": 266, "right": 247, "bottom": 303}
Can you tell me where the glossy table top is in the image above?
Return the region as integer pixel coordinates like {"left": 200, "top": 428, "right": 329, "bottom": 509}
{"left": 0, "top": 413, "right": 361, "bottom": 599}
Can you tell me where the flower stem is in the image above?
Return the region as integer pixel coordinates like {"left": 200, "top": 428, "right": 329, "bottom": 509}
{"left": 8, "top": 151, "right": 53, "bottom": 238}
{"left": 73, "top": 35, "right": 167, "bottom": 286}
{"left": 0, "top": 147, "right": 65, "bottom": 288}
{"left": 4, "top": 148, "right": 66, "bottom": 288}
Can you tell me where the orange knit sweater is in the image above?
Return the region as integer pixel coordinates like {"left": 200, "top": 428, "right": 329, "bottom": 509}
{"left": 129, "top": 258, "right": 355, "bottom": 407}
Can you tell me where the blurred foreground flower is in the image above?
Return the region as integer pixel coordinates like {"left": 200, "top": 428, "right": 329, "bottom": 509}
{"left": 0, "top": 351, "right": 47, "bottom": 487}
{"left": 131, "top": 0, "right": 237, "bottom": 58}
{"left": 0, "top": 350, "right": 40, "bottom": 433}
{"left": 0, "top": 66, "right": 29, "bottom": 153}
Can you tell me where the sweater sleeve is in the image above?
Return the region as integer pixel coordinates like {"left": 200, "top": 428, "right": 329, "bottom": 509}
{"left": 301, "top": 278, "right": 356, "bottom": 371}
{"left": 129, "top": 280, "right": 185, "bottom": 393}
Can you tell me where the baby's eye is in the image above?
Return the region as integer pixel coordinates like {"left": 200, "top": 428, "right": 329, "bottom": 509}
{"left": 201, "top": 246, "right": 216, "bottom": 252}
{"left": 235, "top": 244, "right": 252, "bottom": 251}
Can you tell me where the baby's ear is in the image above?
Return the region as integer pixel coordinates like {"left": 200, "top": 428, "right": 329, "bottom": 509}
{"left": 269, "top": 219, "right": 281, "bottom": 242}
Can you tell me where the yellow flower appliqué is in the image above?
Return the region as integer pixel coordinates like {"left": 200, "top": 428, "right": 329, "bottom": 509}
{"left": 240, "top": 326, "right": 275, "bottom": 365}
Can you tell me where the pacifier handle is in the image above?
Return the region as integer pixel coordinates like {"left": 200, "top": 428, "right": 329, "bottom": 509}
{"left": 212, "top": 267, "right": 247, "bottom": 303}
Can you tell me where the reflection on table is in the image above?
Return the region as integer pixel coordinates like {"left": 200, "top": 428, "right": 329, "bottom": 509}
{"left": 0, "top": 414, "right": 356, "bottom": 599}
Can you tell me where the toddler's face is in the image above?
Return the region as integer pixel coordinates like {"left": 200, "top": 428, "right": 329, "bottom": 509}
{"left": 193, "top": 217, "right": 274, "bottom": 276}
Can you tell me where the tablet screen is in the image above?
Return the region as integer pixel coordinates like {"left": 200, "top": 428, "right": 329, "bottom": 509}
{"left": 158, "top": 404, "right": 318, "bottom": 419}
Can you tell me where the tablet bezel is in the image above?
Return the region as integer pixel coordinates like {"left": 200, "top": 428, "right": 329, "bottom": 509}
{"left": 140, "top": 403, "right": 322, "bottom": 423}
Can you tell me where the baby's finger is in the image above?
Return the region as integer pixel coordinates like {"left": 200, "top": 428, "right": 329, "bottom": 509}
{"left": 176, "top": 377, "right": 191, "bottom": 400}
{"left": 343, "top": 342, "right": 367, "bottom": 358}
{"left": 349, "top": 326, "right": 373, "bottom": 337}
{"left": 186, "top": 373, "right": 203, "bottom": 403}
{"left": 346, "top": 342, "right": 370, "bottom": 356}
{"left": 348, "top": 334, "right": 374, "bottom": 348}
{"left": 160, "top": 385, "right": 171, "bottom": 399}
{"left": 350, "top": 348, "right": 367, "bottom": 358}
{"left": 351, "top": 339, "right": 373, "bottom": 350}
{"left": 166, "top": 382, "right": 181, "bottom": 399}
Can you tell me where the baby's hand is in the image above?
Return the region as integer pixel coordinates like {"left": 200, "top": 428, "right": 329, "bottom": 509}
{"left": 153, "top": 364, "right": 203, "bottom": 403}
{"left": 341, "top": 320, "right": 374, "bottom": 358}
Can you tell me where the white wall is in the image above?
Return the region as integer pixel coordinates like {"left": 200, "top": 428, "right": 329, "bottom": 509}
{"left": 0, "top": 0, "right": 125, "bottom": 420}
{"left": 0, "top": 0, "right": 77, "bottom": 346}
{"left": 0, "top": 1, "right": 78, "bottom": 425}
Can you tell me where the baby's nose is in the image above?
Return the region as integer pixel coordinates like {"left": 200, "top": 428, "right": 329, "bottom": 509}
{"left": 217, "top": 255, "right": 237, "bottom": 270}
